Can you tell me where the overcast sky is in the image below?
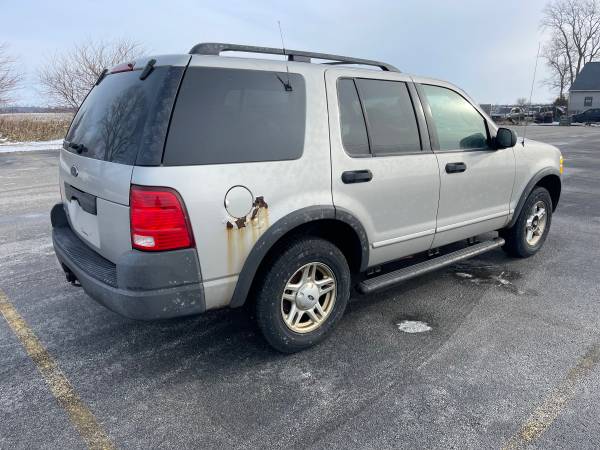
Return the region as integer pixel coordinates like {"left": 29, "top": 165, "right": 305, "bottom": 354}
{"left": 4, "top": 0, "right": 554, "bottom": 106}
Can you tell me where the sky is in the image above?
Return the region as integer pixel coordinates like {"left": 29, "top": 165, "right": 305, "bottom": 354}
{"left": 3, "top": 0, "right": 555, "bottom": 106}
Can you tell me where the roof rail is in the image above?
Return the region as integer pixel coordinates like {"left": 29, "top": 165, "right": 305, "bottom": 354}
{"left": 188, "top": 43, "right": 400, "bottom": 72}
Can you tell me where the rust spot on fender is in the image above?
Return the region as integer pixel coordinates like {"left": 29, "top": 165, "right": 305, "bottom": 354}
{"left": 226, "top": 195, "right": 271, "bottom": 273}
{"left": 254, "top": 196, "right": 268, "bottom": 209}
{"left": 226, "top": 226, "right": 234, "bottom": 272}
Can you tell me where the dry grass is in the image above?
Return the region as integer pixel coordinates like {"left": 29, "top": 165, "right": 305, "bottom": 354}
{"left": 0, "top": 113, "right": 72, "bottom": 142}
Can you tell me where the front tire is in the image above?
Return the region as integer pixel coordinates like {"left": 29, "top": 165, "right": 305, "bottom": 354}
{"left": 255, "top": 237, "right": 351, "bottom": 353}
{"left": 501, "top": 187, "right": 553, "bottom": 258}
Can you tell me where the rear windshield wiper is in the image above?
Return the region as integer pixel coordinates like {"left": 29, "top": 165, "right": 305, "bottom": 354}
{"left": 68, "top": 142, "right": 88, "bottom": 154}
{"left": 139, "top": 59, "right": 156, "bottom": 80}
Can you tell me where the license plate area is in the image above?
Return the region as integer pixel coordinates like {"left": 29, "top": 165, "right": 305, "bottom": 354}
{"left": 65, "top": 184, "right": 101, "bottom": 248}
{"left": 64, "top": 183, "right": 97, "bottom": 215}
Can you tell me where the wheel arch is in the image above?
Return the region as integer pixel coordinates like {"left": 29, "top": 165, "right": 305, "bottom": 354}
{"left": 507, "top": 168, "right": 561, "bottom": 229}
{"left": 229, "top": 206, "right": 369, "bottom": 308}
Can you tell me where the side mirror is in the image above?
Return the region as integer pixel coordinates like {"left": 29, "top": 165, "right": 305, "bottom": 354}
{"left": 495, "top": 127, "right": 517, "bottom": 149}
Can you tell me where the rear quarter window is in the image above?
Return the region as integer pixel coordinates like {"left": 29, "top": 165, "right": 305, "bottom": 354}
{"left": 163, "top": 67, "right": 306, "bottom": 165}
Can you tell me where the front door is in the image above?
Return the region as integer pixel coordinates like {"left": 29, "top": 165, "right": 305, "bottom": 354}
{"left": 326, "top": 69, "right": 440, "bottom": 267}
{"left": 416, "top": 82, "right": 515, "bottom": 247}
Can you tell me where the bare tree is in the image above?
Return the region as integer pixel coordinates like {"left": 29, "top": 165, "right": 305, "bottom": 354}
{"left": 38, "top": 39, "right": 145, "bottom": 109}
{"left": 542, "top": 36, "right": 571, "bottom": 100}
{"left": 541, "top": 0, "right": 600, "bottom": 89}
{"left": 0, "top": 43, "right": 22, "bottom": 106}
{"left": 516, "top": 97, "right": 528, "bottom": 106}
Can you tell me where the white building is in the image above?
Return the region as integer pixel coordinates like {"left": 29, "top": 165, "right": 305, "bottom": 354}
{"left": 569, "top": 62, "right": 600, "bottom": 114}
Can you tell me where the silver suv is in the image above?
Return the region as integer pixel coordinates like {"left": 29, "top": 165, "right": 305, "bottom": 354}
{"left": 52, "top": 43, "right": 563, "bottom": 352}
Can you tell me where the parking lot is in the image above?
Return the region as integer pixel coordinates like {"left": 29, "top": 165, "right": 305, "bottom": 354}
{"left": 1, "top": 125, "right": 599, "bottom": 449}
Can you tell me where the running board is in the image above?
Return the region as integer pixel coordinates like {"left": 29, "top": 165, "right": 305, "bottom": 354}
{"left": 357, "top": 238, "right": 505, "bottom": 294}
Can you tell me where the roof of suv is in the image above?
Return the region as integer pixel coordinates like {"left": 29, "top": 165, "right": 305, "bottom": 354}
{"left": 130, "top": 43, "right": 452, "bottom": 87}
{"left": 188, "top": 42, "right": 401, "bottom": 72}
{"left": 181, "top": 43, "right": 464, "bottom": 91}
{"left": 127, "top": 43, "right": 491, "bottom": 127}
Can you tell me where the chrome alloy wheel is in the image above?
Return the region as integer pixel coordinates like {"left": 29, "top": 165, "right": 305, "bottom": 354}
{"left": 525, "top": 200, "right": 547, "bottom": 246}
{"left": 281, "top": 262, "right": 337, "bottom": 333}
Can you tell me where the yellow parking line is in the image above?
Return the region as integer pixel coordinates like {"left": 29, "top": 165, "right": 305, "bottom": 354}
{"left": 0, "top": 290, "right": 114, "bottom": 450}
{"left": 503, "top": 343, "right": 600, "bottom": 449}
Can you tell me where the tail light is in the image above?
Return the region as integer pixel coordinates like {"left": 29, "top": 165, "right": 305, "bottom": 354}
{"left": 130, "top": 185, "right": 194, "bottom": 251}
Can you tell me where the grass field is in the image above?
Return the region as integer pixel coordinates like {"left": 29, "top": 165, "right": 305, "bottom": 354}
{"left": 0, "top": 113, "right": 72, "bottom": 142}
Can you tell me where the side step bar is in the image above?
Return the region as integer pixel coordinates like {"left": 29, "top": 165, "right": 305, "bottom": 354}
{"left": 357, "top": 238, "right": 505, "bottom": 294}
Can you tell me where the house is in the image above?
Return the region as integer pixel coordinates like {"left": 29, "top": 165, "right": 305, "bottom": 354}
{"left": 569, "top": 61, "right": 600, "bottom": 114}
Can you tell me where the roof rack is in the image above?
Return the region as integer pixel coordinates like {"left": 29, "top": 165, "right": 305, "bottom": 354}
{"left": 188, "top": 43, "right": 400, "bottom": 72}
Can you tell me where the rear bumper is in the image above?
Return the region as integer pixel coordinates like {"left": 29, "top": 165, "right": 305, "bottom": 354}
{"left": 51, "top": 203, "right": 205, "bottom": 320}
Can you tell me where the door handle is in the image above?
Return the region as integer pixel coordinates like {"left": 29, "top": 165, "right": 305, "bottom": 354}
{"left": 445, "top": 162, "right": 467, "bottom": 174}
{"left": 342, "top": 170, "right": 373, "bottom": 184}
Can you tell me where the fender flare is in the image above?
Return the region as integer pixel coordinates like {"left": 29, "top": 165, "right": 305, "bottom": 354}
{"left": 229, "top": 205, "right": 369, "bottom": 308}
{"left": 506, "top": 167, "right": 561, "bottom": 229}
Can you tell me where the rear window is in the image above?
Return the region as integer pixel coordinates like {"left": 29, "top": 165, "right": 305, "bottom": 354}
{"left": 163, "top": 67, "right": 306, "bottom": 165}
{"left": 65, "top": 66, "right": 185, "bottom": 166}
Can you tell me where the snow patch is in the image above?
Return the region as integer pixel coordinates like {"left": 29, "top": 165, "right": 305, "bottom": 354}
{"left": 396, "top": 320, "right": 432, "bottom": 334}
{"left": 0, "top": 139, "right": 63, "bottom": 153}
{"left": 455, "top": 272, "right": 474, "bottom": 279}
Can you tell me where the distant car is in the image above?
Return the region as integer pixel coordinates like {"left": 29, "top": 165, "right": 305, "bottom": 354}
{"left": 508, "top": 107, "right": 525, "bottom": 122}
{"left": 572, "top": 108, "right": 600, "bottom": 124}
{"left": 535, "top": 106, "right": 565, "bottom": 124}
{"left": 491, "top": 106, "right": 512, "bottom": 122}
{"left": 492, "top": 107, "right": 525, "bottom": 123}
{"left": 527, "top": 106, "right": 540, "bottom": 118}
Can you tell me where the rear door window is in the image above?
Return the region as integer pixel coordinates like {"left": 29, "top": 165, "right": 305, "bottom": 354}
{"left": 163, "top": 68, "right": 306, "bottom": 165}
{"left": 337, "top": 78, "right": 370, "bottom": 156}
{"left": 65, "top": 66, "right": 184, "bottom": 166}
{"left": 355, "top": 79, "right": 421, "bottom": 155}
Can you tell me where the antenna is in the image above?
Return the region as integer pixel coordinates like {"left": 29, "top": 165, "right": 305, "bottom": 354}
{"left": 277, "top": 20, "right": 286, "bottom": 53}
{"left": 522, "top": 42, "right": 541, "bottom": 146}
{"left": 277, "top": 20, "right": 292, "bottom": 91}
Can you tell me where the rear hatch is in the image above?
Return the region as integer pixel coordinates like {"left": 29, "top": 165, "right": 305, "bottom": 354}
{"left": 59, "top": 55, "right": 189, "bottom": 262}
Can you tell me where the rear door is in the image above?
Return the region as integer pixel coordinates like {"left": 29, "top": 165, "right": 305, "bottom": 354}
{"left": 59, "top": 56, "right": 189, "bottom": 262}
{"left": 416, "top": 82, "right": 515, "bottom": 247}
{"left": 326, "top": 68, "right": 440, "bottom": 267}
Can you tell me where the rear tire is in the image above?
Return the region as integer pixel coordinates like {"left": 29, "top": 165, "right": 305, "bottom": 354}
{"left": 255, "top": 237, "right": 350, "bottom": 353}
{"left": 501, "top": 187, "right": 553, "bottom": 258}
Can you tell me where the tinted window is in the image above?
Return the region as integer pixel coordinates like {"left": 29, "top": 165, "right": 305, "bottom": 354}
{"left": 164, "top": 68, "right": 306, "bottom": 165}
{"left": 355, "top": 79, "right": 421, "bottom": 154}
{"left": 337, "top": 79, "right": 370, "bottom": 156}
{"left": 66, "top": 67, "right": 184, "bottom": 166}
{"left": 422, "top": 84, "right": 490, "bottom": 150}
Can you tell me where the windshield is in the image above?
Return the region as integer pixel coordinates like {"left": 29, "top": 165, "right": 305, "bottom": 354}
{"left": 65, "top": 66, "right": 184, "bottom": 166}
